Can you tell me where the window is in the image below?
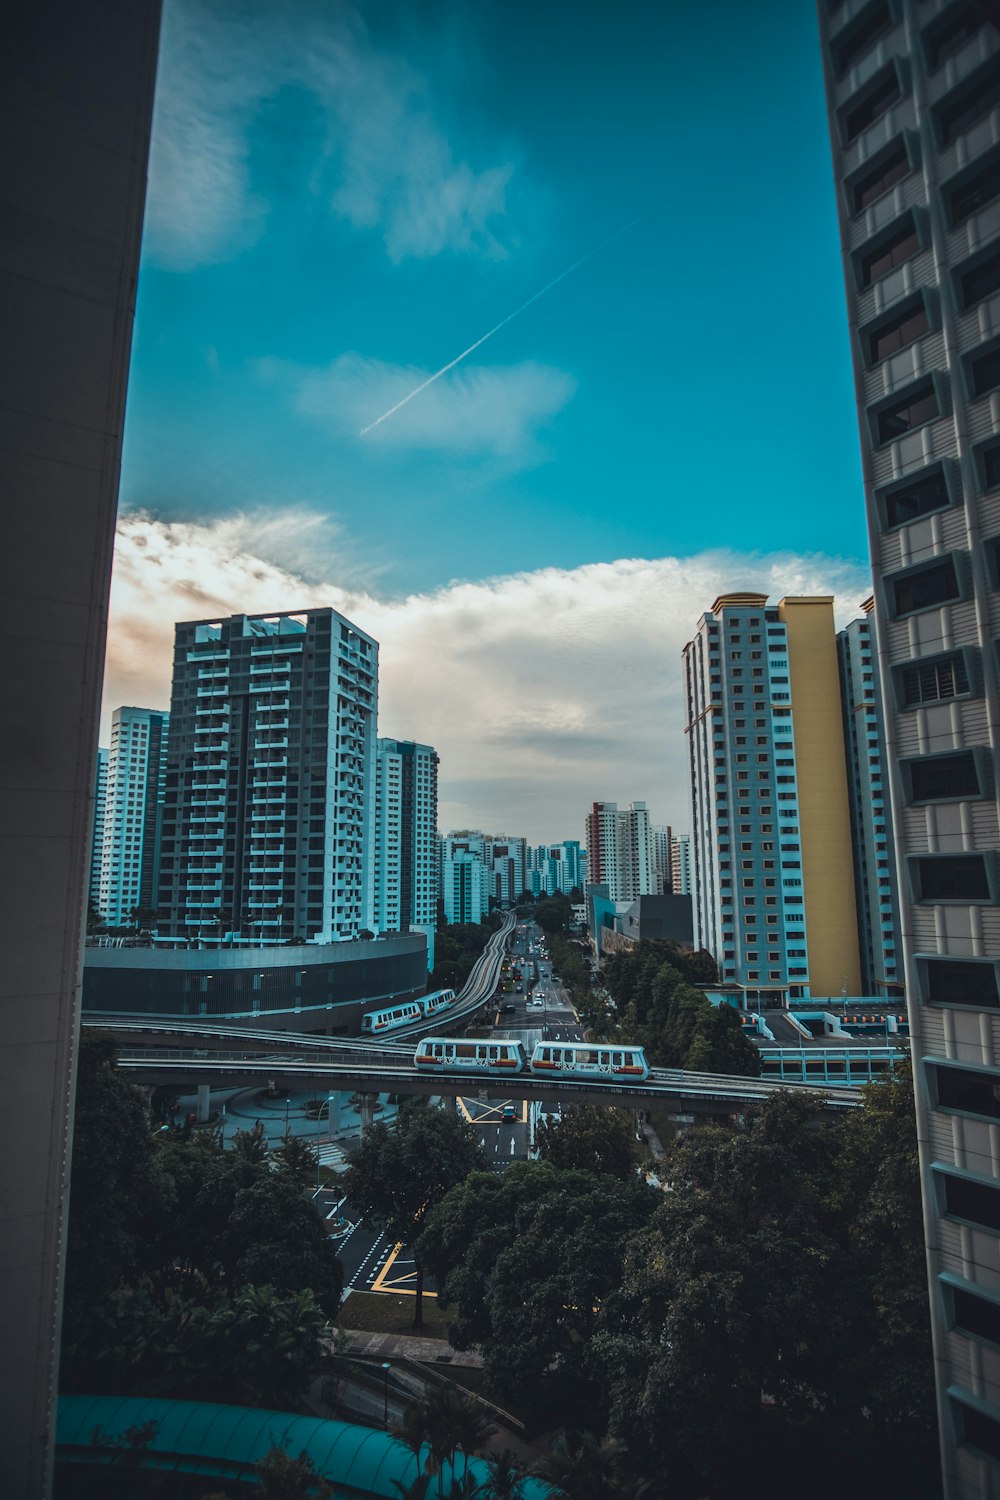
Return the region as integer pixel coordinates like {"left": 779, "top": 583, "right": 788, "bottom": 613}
{"left": 913, "top": 855, "right": 990, "bottom": 902}
{"left": 908, "top": 752, "right": 981, "bottom": 803}
{"left": 842, "top": 66, "right": 901, "bottom": 143}
{"left": 934, "top": 1063, "right": 1000, "bottom": 1120}
{"left": 956, "top": 1401, "right": 1000, "bottom": 1464}
{"left": 859, "top": 217, "right": 919, "bottom": 286}
{"left": 879, "top": 465, "right": 951, "bottom": 528}
{"left": 890, "top": 558, "right": 961, "bottom": 616}
{"left": 833, "top": 0, "right": 891, "bottom": 77}
{"left": 947, "top": 154, "right": 1000, "bottom": 227}
{"left": 867, "top": 300, "right": 929, "bottom": 364}
{"left": 925, "top": 4, "right": 985, "bottom": 70}
{"left": 874, "top": 381, "right": 939, "bottom": 443}
{"left": 853, "top": 146, "right": 909, "bottom": 212}
{"left": 960, "top": 248, "right": 1000, "bottom": 310}
{"left": 899, "top": 653, "right": 970, "bottom": 706}
{"left": 937, "top": 62, "right": 1000, "bottom": 147}
{"left": 924, "top": 958, "right": 1000, "bottom": 1008}
{"left": 952, "top": 1285, "right": 1000, "bottom": 1348}
{"left": 980, "top": 440, "right": 1000, "bottom": 490}
{"left": 970, "top": 344, "right": 1000, "bottom": 399}
{"left": 944, "top": 1174, "right": 1000, "bottom": 1234}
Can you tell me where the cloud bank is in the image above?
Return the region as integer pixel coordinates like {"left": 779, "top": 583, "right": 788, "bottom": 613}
{"left": 146, "top": 0, "right": 517, "bottom": 269}
{"left": 106, "top": 512, "right": 872, "bottom": 841}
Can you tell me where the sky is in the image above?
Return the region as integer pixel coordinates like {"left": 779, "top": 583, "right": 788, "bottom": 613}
{"left": 107, "top": 0, "right": 873, "bottom": 842}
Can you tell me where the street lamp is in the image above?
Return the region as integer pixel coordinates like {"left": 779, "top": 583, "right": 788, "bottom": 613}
{"left": 381, "top": 1361, "right": 391, "bottom": 1426}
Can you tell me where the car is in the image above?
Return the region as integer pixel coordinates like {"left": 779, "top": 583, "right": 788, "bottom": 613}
{"left": 502, "top": 1103, "right": 517, "bottom": 1121}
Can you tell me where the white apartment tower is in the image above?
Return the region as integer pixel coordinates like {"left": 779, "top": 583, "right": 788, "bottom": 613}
{"left": 158, "top": 610, "right": 378, "bottom": 943}
{"left": 670, "top": 833, "right": 692, "bottom": 896}
{"left": 441, "top": 852, "right": 490, "bottom": 925}
{"left": 584, "top": 801, "right": 655, "bottom": 901}
{"left": 98, "top": 708, "right": 169, "bottom": 927}
{"left": 817, "top": 4, "right": 1000, "bottom": 1488}
{"left": 651, "top": 823, "right": 673, "bottom": 894}
{"left": 89, "top": 746, "right": 108, "bottom": 918}
{"left": 374, "top": 738, "right": 439, "bottom": 954}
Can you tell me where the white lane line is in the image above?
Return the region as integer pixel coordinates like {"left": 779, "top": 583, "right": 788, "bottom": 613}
{"left": 509, "top": 1137, "right": 515, "bottom": 1155}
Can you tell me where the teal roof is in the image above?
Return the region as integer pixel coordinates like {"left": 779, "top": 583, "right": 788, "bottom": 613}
{"left": 57, "top": 1395, "right": 554, "bottom": 1498}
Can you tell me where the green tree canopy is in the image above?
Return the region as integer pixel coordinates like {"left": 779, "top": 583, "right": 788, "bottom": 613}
{"left": 341, "top": 1100, "right": 484, "bottom": 1329}
{"left": 418, "top": 1162, "right": 656, "bottom": 1422}
{"left": 535, "top": 1105, "right": 638, "bottom": 1180}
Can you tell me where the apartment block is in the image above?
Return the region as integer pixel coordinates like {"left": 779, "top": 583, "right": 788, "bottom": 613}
{"left": 584, "top": 801, "right": 655, "bottom": 902}
{"left": 683, "top": 593, "right": 861, "bottom": 1001}
{"left": 670, "top": 832, "right": 692, "bottom": 896}
{"left": 837, "top": 601, "right": 903, "bottom": 995}
{"left": 441, "top": 852, "right": 490, "bottom": 925}
{"left": 374, "top": 738, "right": 439, "bottom": 960}
{"left": 158, "top": 609, "right": 377, "bottom": 943}
{"left": 650, "top": 823, "right": 673, "bottom": 894}
{"left": 817, "top": 4, "right": 1000, "bottom": 1487}
{"left": 89, "top": 747, "right": 108, "bottom": 918}
{"left": 528, "top": 839, "right": 585, "bottom": 896}
{"left": 98, "top": 708, "right": 169, "bottom": 928}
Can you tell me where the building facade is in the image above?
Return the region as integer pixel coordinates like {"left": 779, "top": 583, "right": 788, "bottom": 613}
{"left": 837, "top": 601, "right": 903, "bottom": 995}
{"left": 158, "top": 610, "right": 378, "bottom": 944}
{"left": 670, "top": 832, "right": 692, "bottom": 896}
{"left": 683, "top": 593, "right": 861, "bottom": 1002}
{"left": 89, "top": 747, "right": 108, "bottom": 919}
{"left": 373, "top": 738, "right": 439, "bottom": 960}
{"left": 98, "top": 708, "right": 169, "bottom": 927}
{"left": 441, "top": 852, "right": 490, "bottom": 925}
{"left": 528, "top": 839, "right": 584, "bottom": 896}
{"left": 650, "top": 823, "right": 673, "bottom": 894}
{"left": 584, "top": 801, "right": 655, "bottom": 902}
{"left": 817, "top": 5, "right": 1000, "bottom": 1488}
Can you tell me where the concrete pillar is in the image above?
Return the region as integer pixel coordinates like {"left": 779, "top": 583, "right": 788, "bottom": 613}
{"left": 196, "top": 1085, "right": 211, "bottom": 1124}
{"left": 358, "top": 1093, "right": 376, "bottom": 1135}
{"left": 0, "top": 6, "right": 162, "bottom": 1495}
{"left": 326, "top": 1092, "right": 343, "bottom": 1140}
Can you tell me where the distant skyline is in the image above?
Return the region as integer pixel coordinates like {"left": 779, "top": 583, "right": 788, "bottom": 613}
{"left": 108, "top": 0, "right": 872, "bottom": 841}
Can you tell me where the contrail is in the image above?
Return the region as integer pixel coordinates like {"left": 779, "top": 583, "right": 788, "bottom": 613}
{"left": 359, "top": 218, "right": 641, "bottom": 437}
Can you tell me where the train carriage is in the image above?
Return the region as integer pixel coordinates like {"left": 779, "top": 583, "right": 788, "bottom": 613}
{"left": 414, "top": 1037, "right": 527, "bottom": 1073}
{"left": 418, "top": 988, "right": 456, "bottom": 1017}
{"left": 528, "top": 1042, "right": 649, "bottom": 1080}
{"left": 361, "top": 1000, "right": 423, "bottom": 1034}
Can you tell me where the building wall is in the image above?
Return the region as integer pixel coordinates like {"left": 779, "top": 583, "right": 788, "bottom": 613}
{"left": 89, "top": 748, "right": 108, "bottom": 917}
{"left": 817, "top": 4, "right": 1000, "bottom": 1490}
{"left": 83, "top": 933, "right": 427, "bottom": 1031}
{"left": 670, "top": 832, "right": 692, "bottom": 895}
{"left": 584, "top": 801, "right": 654, "bottom": 902}
{"left": 99, "top": 707, "right": 169, "bottom": 926}
{"left": 158, "top": 610, "right": 378, "bottom": 944}
{"left": 779, "top": 597, "right": 862, "bottom": 995}
{"left": 441, "top": 853, "right": 490, "bottom": 925}
{"left": 0, "top": 3, "right": 162, "bottom": 1492}
{"left": 374, "top": 739, "right": 439, "bottom": 962}
{"left": 837, "top": 605, "right": 903, "bottom": 995}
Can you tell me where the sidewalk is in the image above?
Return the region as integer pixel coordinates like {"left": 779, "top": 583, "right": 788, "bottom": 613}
{"left": 339, "top": 1328, "right": 483, "bottom": 1368}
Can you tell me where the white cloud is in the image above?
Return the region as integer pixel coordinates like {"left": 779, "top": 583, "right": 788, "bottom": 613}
{"left": 104, "top": 514, "right": 873, "bottom": 840}
{"left": 145, "top": 0, "right": 516, "bottom": 269}
{"left": 288, "top": 353, "right": 575, "bottom": 458}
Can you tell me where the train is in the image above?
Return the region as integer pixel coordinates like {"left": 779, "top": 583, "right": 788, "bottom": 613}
{"left": 360, "top": 988, "right": 457, "bottom": 1034}
{"left": 414, "top": 1036, "right": 650, "bottom": 1081}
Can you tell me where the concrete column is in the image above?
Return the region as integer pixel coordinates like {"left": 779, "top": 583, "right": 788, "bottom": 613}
{"left": 358, "top": 1093, "right": 376, "bottom": 1135}
{"left": 0, "top": 6, "right": 162, "bottom": 1495}
{"left": 196, "top": 1085, "right": 211, "bottom": 1124}
{"left": 326, "top": 1092, "right": 343, "bottom": 1140}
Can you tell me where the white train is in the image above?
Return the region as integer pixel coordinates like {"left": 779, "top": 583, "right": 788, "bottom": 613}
{"left": 414, "top": 1037, "right": 650, "bottom": 1081}
{"left": 360, "top": 988, "right": 457, "bottom": 1035}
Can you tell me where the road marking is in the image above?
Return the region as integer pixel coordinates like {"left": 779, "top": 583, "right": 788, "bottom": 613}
{"left": 509, "top": 1137, "right": 515, "bottom": 1155}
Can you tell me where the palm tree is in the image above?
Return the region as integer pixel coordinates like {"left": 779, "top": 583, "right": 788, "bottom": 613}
{"left": 391, "top": 1475, "right": 435, "bottom": 1500}
{"left": 483, "top": 1449, "right": 526, "bottom": 1500}
{"left": 532, "top": 1429, "right": 631, "bottom": 1500}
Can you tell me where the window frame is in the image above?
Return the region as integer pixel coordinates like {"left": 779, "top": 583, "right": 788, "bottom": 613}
{"left": 869, "top": 374, "right": 942, "bottom": 447}
{"left": 876, "top": 462, "right": 954, "bottom": 530}
{"left": 908, "top": 852, "right": 995, "bottom": 905}
{"left": 854, "top": 212, "right": 921, "bottom": 290}
{"left": 884, "top": 551, "right": 966, "bottom": 619}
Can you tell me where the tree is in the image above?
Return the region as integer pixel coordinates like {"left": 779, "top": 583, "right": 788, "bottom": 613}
{"left": 682, "top": 1000, "right": 761, "bottom": 1077}
{"left": 534, "top": 895, "right": 572, "bottom": 934}
{"left": 274, "top": 1130, "right": 320, "bottom": 1187}
{"left": 418, "top": 1163, "right": 655, "bottom": 1421}
{"left": 535, "top": 1105, "right": 638, "bottom": 1179}
{"left": 342, "top": 1101, "right": 484, "bottom": 1329}
{"left": 533, "top": 1430, "right": 631, "bottom": 1500}
{"left": 256, "top": 1445, "right": 332, "bottom": 1500}
{"left": 483, "top": 1450, "right": 526, "bottom": 1500}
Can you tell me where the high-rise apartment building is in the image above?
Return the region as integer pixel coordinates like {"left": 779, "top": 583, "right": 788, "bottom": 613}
{"left": 89, "top": 747, "right": 108, "bottom": 918}
{"left": 441, "top": 852, "right": 490, "bottom": 925}
{"left": 158, "top": 610, "right": 377, "bottom": 943}
{"left": 98, "top": 708, "right": 169, "bottom": 927}
{"left": 489, "top": 836, "right": 527, "bottom": 906}
{"left": 817, "top": 6, "right": 1000, "bottom": 1487}
{"left": 670, "top": 832, "right": 692, "bottom": 896}
{"left": 683, "top": 594, "right": 861, "bottom": 1001}
{"left": 837, "top": 602, "right": 902, "bottom": 995}
{"left": 650, "top": 823, "right": 673, "bottom": 894}
{"left": 528, "top": 839, "right": 584, "bottom": 896}
{"left": 584, "top": 801, "right": 655, "bottom": 902}
{"left": 374, "top": 738, "right": 439, "bottom": 957}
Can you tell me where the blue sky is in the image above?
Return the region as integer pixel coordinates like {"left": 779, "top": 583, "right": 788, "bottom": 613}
{"left": 110, "top": 0, "right": 873, "bottom": 839}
